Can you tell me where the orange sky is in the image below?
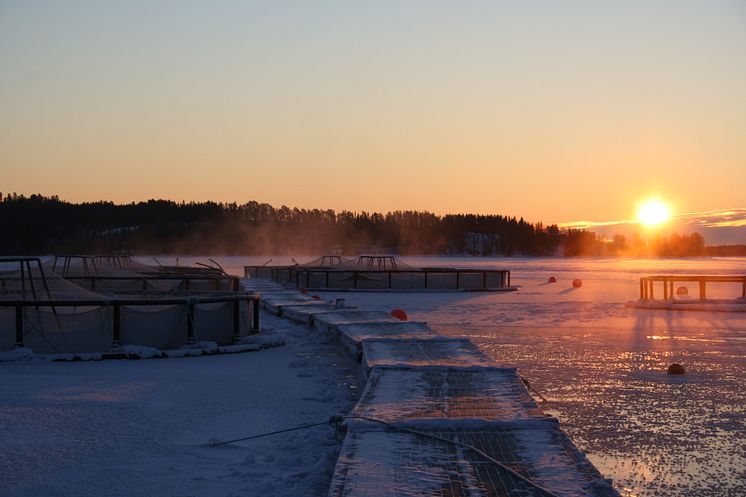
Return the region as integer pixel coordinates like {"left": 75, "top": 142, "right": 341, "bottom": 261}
{"left": 1, "top": 1, "right": 744, "bottom": 228}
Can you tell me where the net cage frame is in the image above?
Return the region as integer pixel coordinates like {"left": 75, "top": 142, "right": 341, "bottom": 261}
{"left": 46, "top": 255, "right": 239, "bottom": 292}
{"left": 1, "top": 257, "right": 260, "bottom": 354}
{"left": 244, "top": 255, "right": 513, "bottom": 292}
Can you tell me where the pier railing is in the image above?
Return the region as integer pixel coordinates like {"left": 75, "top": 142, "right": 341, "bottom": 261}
{"left": 639, "top": 275, "right": 746, "bottom": 302}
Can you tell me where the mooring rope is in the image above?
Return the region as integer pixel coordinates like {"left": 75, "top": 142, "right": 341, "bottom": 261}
{"left": 207, "top": 412, "right": 562, "bottom": 496}
{"left": 208, "top": 415, "right": 344, "bottom": 447}
{"left": 522, "top": 376, "right": 549, "bottom": 402}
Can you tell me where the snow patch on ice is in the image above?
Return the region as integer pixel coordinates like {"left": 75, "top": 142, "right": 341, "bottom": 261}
{"left": 0, "top": 347, "right": 35, "bottom": 362}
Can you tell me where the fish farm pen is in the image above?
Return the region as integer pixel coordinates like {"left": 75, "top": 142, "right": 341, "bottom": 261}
{"left": 1, "top": 256, "right": 260, "bottom": 354}
{"left": 245, "top": 255, "right": 514, "bottom": 291}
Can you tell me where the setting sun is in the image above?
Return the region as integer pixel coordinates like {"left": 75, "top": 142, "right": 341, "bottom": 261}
{"left": 637, "top": 199, "right": 671, "bottom": 227}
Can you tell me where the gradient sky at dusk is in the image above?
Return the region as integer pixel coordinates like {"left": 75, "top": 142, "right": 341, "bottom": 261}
{"left": 1, "top": 1, "right": 744, "bottom": 235}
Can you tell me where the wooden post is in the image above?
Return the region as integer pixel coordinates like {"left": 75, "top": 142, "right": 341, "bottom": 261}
{"left": 482, "top": 272, "right": 487, "bottom": 290}
{"left": 232, "top": 278, "right": 239, "bottom": 292}
{"left": 186, "top": 301, "right": 195, "bottom": 344}
{"left": 699, "top": 280, "right": 706, "bottom": 303}
{"left": 640, "top": 279, "right": 644, "bottom": 300}
{"left": 455, "top": 272, "right": 460, "bottom": 289}
{"left": 232, "top": 300, "right": 241, "bottom": 343}
{"left": 251, "top": 298, "right": 260, "bottom": 333}
{"left": 15, "top": 305, "right": 23, "bottom": 347}
{"left": 112, "top": 303, "right": 121, "bottom": 347}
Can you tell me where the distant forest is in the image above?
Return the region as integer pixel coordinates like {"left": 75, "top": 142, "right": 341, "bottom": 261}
{"left": 1, "top": 193, "right": 744, "bottom": 257}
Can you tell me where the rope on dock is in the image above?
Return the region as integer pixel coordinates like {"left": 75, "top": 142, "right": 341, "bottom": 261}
{"left": 522, "top": 376, "right": 549, "bottom": 402}
{"left": 208, "top": 415, "right": 344, "bottom": 447}
{"left": 347, "top": 415, "right": 564, "bottom": 497}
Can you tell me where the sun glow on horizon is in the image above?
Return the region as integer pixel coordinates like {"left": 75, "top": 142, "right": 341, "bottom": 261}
{"left": 637, "top": 199, "right": 671, "bottom": 227}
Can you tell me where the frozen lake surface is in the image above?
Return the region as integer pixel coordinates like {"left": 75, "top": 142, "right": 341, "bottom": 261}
{"left": 3, "top": 255, "right": 743, "bottom": 497}
{"left": 304, "top": 256, "right": 745, "bottom": 497}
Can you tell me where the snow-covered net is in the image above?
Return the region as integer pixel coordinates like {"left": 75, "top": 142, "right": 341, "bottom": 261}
{"left": 0, "top": 258, "right": 107, "bottom": 301}
{"left": 42, "top": 256, "right": 238, "bottom": 293}
{"left": 298, "top": 255, "right": 354, "bottom": 268}
{"left": 44, "top": 255, "right": 159, "bottom": 276}
{"left": 338, "top": 255, "right": 418, "bottom": 271}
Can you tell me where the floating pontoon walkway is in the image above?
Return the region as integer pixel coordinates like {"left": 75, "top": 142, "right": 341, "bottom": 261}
{"left": 242, "top": 278, "right": 619, "bottom": 497}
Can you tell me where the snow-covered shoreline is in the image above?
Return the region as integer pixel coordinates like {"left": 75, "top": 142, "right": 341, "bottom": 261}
{"left": 1, "top": 312, "right": 363, "bottom": 497}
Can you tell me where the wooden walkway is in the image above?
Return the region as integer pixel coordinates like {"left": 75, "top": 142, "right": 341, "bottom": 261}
{"left": 640, "top": 275, "right": 746, "bottom": 301}
{"left": 244, "top": 279, "right": 620, "bottom": 497}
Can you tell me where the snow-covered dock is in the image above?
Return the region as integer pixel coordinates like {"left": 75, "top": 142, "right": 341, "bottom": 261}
{"left": 243, "top": 278, "right": 619, "bottom": 497}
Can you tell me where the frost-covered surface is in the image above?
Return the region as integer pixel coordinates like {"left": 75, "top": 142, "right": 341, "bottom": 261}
{"left": 329, "top": 427, "right": 618, "bottom": 497}
{"left": 335, "top": 322, "right": 439, "bottom": 362}
{"left": 277, "top": 303, "right": 338, "bottom": 323}
{"left": 362, "top": 337, "right": 494, "bottom": 371}
{"left": 350, "top": 366, "right": 545, "bottom": 425}
{"left": 317, "top": 256, "right": 746, "bottom": 497}
{"left": 311, "top": 309, "right": 398, "bottom": 326}
{"left": 0, "top": 313, "right": 362, "bottom": 497}
{"left": 335, "top": 321, "right": 435, "bottom": 339}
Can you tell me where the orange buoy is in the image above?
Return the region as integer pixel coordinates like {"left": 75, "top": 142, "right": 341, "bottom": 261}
{"left": 312, "top": 295, "right": 321, "bottom": 300}
{"left": 391, "top": 309, "right": 408, "bottom": 321}
{"left": 667, "top": 363, "right": 685, "bottom": 375}
{"left": 299, "top": 287, "right": 308, "bottom": 294}
{"left": 676, "top": 286, "right": 688, "bottom": 296}
{"left": 572, "top": 279, "right": 582, "bottom": 288}
{"left": 548, "top": 276, "right": 557, "bottom": 283}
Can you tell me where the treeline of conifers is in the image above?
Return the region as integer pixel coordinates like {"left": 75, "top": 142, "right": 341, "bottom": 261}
{"left": 0, "top": 194, "right": 735, "bottom": 256}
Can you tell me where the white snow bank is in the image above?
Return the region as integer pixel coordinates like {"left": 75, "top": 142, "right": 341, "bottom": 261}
{"left": 0, "top": 347, "right": 35, "bottom": 362}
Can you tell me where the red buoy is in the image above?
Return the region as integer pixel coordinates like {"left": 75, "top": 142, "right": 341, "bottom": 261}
{"left": 676, "top": 286, "right": 688, "bottom": 296}
{"left": 299, "top": 287, "right": 308, "bottom": 294}
{"left": 312, "top": 295, "right": 321, "bottom": 300}
{"left": 391, "top": 309, "right": 408, "bottom": 321}
{"left": 572, "top": 279, "right": 582, "bottom": 288}
{"left": 548, "top": 276, "right": 557, "bottom": 283}
{"left": 668, "top": 363, "right": 685, "bottom": 375}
